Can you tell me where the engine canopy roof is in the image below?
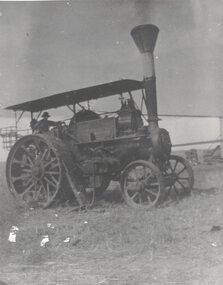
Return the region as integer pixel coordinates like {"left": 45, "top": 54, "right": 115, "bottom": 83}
{"left": 5, "top": 79, "right": 143, "bottom": 113}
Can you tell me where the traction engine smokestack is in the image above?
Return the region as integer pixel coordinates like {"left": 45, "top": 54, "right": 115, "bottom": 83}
{"left": 131, "top": 24, "right": 159, "bottom": 130}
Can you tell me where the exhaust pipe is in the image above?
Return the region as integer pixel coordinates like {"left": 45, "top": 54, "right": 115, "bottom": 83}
{"left": 131, "top": 24, "right": 159, "bottom": 130}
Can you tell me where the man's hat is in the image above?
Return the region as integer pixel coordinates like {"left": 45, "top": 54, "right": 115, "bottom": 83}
{"left": 42, "top": 111, "right": 50, "bottom": 118}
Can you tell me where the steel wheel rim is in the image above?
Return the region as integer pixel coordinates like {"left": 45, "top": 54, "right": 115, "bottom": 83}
{"left": 121, "top": 160, "right": 163, "bottom": 210}
{"left": 6, "top": 135, "right": 62, "bottom": 208}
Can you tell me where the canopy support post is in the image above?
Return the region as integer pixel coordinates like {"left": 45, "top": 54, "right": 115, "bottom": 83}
{"left": 14, "top": 111, "right": 18, "bottom": 140}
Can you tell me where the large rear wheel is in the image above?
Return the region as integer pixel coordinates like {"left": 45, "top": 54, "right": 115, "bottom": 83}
{"left": 6, "top": 135, "right": 62, "bottom": 208}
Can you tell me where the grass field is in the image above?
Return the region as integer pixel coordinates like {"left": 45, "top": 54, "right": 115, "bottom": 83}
{"left": 0, "top": 162, "right": 223, "bottom": 285}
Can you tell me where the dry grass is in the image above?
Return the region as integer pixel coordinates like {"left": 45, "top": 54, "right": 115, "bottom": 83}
{"left": 0, "top": 162, "right": 223, "bottom": 284}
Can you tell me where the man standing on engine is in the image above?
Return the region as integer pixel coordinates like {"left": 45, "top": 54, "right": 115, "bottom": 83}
{"left": 36, "top": 112, "right": 59, "bottom": 133}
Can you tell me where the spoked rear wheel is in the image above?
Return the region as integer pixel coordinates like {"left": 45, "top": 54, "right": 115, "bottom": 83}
{"left": 6, "top": 135, "right": 62, "bottom": 208}
{"left": 121, "top": 160, "right": 165, "bottom": 210}
{"left": 163, "top": 155, "right": 194, "bottom": 197}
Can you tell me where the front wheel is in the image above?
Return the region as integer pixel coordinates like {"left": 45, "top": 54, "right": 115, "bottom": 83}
{"left": 120, "top": 160, "right": 165, "bottom": 210}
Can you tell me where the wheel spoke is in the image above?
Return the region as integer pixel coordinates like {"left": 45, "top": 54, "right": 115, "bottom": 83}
{"left": 45, "top": 171, "right": 60, "bottom": 175}
{"left": 43, "top": 158, "right": 57, "bottom": 168}
{"left": 34, "top": 183, "right": 42, "bottom": 201}
{"left": 22, "top": 168, "right": 32, "bottom": 174}
{"left": 46, "top": 182, "right": 50, "bottom": 201}
{"left": 143, "top": 166, "right": 146, "bottom": 179}
{"left": 20, "top": 146, "right": 34, "bottom": 160}
{"left": 40, "top": 148, "right": 49, "bottom": 162}
{"left": 166, "top": 185, "right": 172, "bottom": 196}
{"left": 25, "top": 176, "right": 33, "bottom": 186}
{"left": 130, "top": 192, "right": 139, "bottom": 201}
{"left": 149, "top": 182, "right": 159, "bottom": 187}
{"left": 39, "top": 182, "right": 49, "bottom": 202}
{"left": 44, "top": 176, "right": 57, "bottom": 189}
{"left": 49, "top": 163, "right": 60, "bottom": 170}
{"left": 173, "top": 160, "right": 179, "bottom": 173}
{"left": 12, "top": 173, "right": 31, "bottom": 183}
{"left": 177, "top": 177, "right": 190, "bottom": 181}
{"left": 145, "top": 193, "right": 152, "bottom": 204}
{"left": 168, "top": 162, "right": 174, "bottom": 173}
{"left": 176, "top": 166, "right": 186, "bottom": 176}
{"left": 50, "top": 174, "right": 59, "bottom": 185}
{"left": 144, "top": 188, "right": 159, "bottom": 197}
{"left": 13, "top": 158, "right": 31, "bottom": 168}
{"left": 26, "top": 155, "right": 34, "bottom": 166}
{"left": 142, "top": 174, "right": 153, "bottom": 185}
{"left": 138, "top": 193, "right": 142, "bottom": 204}
{"left": 173, "top": 184, "right": 179, "bottom": 195}
{"left": 176, "top": 179, "right": 187, "bottom": 190}
{"left": 21, "top": 182, "right": 35, "bottom": 199}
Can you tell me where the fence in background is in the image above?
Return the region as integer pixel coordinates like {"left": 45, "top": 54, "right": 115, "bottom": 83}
{"left": 0, "top": 127, "right": 31, "bottom": 150}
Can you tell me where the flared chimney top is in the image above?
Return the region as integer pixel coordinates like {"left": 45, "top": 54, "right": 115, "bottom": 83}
{"left": 131, "top": 24, "right": 159, "bottom": 54}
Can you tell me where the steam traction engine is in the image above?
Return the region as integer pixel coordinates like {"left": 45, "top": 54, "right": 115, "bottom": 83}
{"left": 5, "top": 25, "right": 194, "bottom": 210}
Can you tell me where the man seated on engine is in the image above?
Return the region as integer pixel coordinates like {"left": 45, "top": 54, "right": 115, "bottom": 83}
{"left": 36, "top": 112, "right": 59, "bottom": 133}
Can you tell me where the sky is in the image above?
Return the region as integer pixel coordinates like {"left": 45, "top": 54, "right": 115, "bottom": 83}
{"left": 0, "top": 0, "right": 223, "bottom": 159}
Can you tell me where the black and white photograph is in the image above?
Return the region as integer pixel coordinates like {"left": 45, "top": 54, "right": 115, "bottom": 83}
{"left": 0, "top": 0, "right": 223, "bottom": 284}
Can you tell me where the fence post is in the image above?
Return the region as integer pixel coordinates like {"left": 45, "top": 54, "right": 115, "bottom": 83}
{"left": 220, "top": 117, "right": 223, "bottom": 158}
